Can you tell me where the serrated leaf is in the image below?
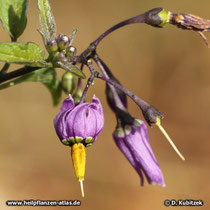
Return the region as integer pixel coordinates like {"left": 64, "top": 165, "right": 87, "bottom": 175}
{"left": 0, "top": 0, "right": 28, "bottom": 41}
{"left": 38, "top": 0, "right": 56, "bottom": 44}
{"left": 57, "top": 61, "right": 86, "bottom": 79}
{"left": 0, "top": 67, "right": 62, "bottom": 105}
{"left": 0, "top": 42, "right": 47, "bottom": 66}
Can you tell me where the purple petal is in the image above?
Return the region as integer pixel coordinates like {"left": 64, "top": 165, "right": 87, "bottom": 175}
{"left": 124, "top": 122, "right": 165, "bottom": 186}
{"left": 91, "top": 95, "right": 103, "bottom": 114}
{"left": 54, "top": 111, "right": 69, "bottom": 140}
{"left": 73, "top": 104, "right": 97, "bottom": 138}
{"left": 60, "top": 95, "right": 75, "bottom": 113}
{"left": 54, "top": 95, "right": 75, "bottom": 127}
{"left": 113, "top": 132, "right": 144, "bottom": 186}
{"left": 65, "top": 103, "right": 89, "bottom": 138}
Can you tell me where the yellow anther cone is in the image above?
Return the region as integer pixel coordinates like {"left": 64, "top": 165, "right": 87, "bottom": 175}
{"left": 71, "top": 143, "right": 86, "bottom": 197}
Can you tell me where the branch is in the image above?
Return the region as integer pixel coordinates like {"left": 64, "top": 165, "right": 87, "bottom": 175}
{"left": 0, "top": 66, "right": 40, "bottom": 84}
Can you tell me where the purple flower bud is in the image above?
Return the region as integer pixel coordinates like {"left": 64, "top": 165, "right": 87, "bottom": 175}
{"left": 113, "top": 119, "right": 165, "bottom": 186}
{"left": 59, "top": 52, "right": 65, "bottom": 60}
{"left": 57, "top": 33, "right": 70, "bottom": 50}
{"left": 66, "top": 46, "right": 77, "bottom": 57}
{"left": 47, "top": 39, "right": 58, "bottom": 52}
{"left": 54, "top": 95, "right": 104, "bottom": 147}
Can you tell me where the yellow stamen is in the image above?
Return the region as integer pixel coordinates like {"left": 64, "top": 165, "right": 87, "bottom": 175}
{"left": 71, "top": 143, "right": 86, "bottom": 197}
{"left": 156, "top": 117, "right": 185, "bottom": 161}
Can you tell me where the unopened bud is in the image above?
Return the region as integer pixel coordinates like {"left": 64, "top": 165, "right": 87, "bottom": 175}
{"left": 57, "top": 34, "right": 70, "bottom": 50}
{"left": 66, "top": 46, "right": 77, "bottom": 57}
{"left": 61, "top": 72, "right": 76, "bottom": 94}
{"left": 59, "top": 52, "right": 65, "bottom": 60}
{"left": 73, "top": 88, "right": 83, "bottom": 103}
{"left": 47, "top": 40, "right": 58, "bottom": 52}
{"left": 145, "top": 8, "right": 169, "bottom": 27}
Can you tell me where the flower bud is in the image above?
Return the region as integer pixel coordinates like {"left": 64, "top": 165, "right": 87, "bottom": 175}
{"left": 61, "top": 72, "right": 76, "bottom": 94}
{"left": 57, "top": 33, "right": 70, "bottom": 50}
{"left": 47, "top": 39, "right": 58, "bottom": 52}
{"left": 66, "top": 46, "right": 77, "bottom": 57}
{"left": 59, "top": 52, "right": 65, "bottom": 60}
{"left": 145, "top": 8, "right": 169, "bottom": 27}
{"left": 73, "top": 88, "right": 83, "bottom": 103}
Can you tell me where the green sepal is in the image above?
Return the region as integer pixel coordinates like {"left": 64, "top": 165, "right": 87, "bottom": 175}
{"left": 115, "top": 127, "right": 125, "bottom": 138}
{"left": 124, "top": 125, "right": 131, "bottom": 135}
{"left": 85, "top": 137, "right": 93, "bottom": 144}
{"left": 0, "top": 67, "right": 62, "bottom": 106}
{"left": 0, "top": 0, "right": 28, "bottom": 41}
{"left": 62, "top": 139, "right": 69, "bottom": 145}
{"left": 69, "top": 137, "right": 75, "bottom": 144}
{"left": 158, "top": 9, "right": 169, "bottom": 27}
{"left": 75, "top": 136, "right": 83, "bottom": 143}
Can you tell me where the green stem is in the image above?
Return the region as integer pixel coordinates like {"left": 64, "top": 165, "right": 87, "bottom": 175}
{"left": 0, "top": 76, "right": 26, "bottom": 90}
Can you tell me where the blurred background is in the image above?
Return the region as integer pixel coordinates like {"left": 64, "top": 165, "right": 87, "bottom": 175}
{"left": 0, "top": 0, "right": 210, "bottom": 209}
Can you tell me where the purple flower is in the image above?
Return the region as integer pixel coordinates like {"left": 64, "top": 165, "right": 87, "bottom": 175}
{"left": 113, "top": 119, "right": 165, "bottom": 186}
{"left": 54, "top": 94, "right": 104, "bottom": 147}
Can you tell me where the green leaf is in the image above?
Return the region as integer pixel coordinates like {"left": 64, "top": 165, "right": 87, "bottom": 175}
{"left": 57, "top": 61, "right": 86, "bottom": 79}
{"left": 38, "top": 0, "right": 56, "bottom": 44}
{"left": 69, "top": 29, "right": 78, "bottom": 45}
{"left": 0, "top": 42, "right": 49, "bottom": 67}
{"left": 0, "top": 67, "right": 62, "bottom": 105}
{"left": 0, "top": 0, "right": 28, "bottom": 41}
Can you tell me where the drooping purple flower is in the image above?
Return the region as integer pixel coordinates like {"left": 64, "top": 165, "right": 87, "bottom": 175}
{"left": 54, "top": 94, "right": 104, "bottom": 147}
{"left": 113, "top": 118, "right": 165, "bottom": 186}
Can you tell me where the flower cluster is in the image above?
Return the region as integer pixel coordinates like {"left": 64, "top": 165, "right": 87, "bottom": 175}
{"left": 52, "top": 6, "right": 185, "bottom": 198}
{"left": 0, "top": 0, "right": 200, "bottom": 199}
{"left": 47, "top": 32, "right": 77, "bottom": 63}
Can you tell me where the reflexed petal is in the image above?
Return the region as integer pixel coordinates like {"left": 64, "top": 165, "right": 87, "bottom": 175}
{"left": 60, "top": 94, "right": 75, "bottom": 113}
{"left": 54, "top": 94, "right": 75, "bottom": 127}
{"left": 91, "top": 95, "right": 103, "bottom": 115}
{"left": 91, "top": 96, "right": 104, "bottom": 143}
